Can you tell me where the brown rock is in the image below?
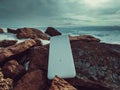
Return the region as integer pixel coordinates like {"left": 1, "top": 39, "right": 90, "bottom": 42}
{"left": 45, "top": 27, "right": 62, "bottom": 36}
{"left": 69, "top": 35, "right": 100, "bottom": 42}
{"left": 2, "top": 60, "right": 26, "bottom": 80}
{"left": 71, "top": 41, "right": 120, "bottom": 89}
{"left": 0, "top": 71, "right": 13, "bottom": 90}
{"left": 9, "top": 49, "right": 31, "bottom": 65}
{"left": 44, "top": 44, "right": 50, "bottom": 49}
{"left": 21, "top": 37, "right": 120, "bottom": 90}
{"left": 0, "top": 28, "right": 4, "bottom": 33}
{"left": 13, "top": 70, "right": 47, "bottom": 90}
{"left": 16, "top": 28, "right": 49, "bottom": 40}
{"left": 49, "top": 76, "right": 77, "bottom": 90}
{"left": 7, "top": 28, "right": 17, "bottom": 34}
{"left": 67, "top": 78, "right": 112, "bottom": 90}
{"left": 29, "top": 45, "right": 49, "bottom": 71}
{"left": 34, "top": 38, "right": 42, "bottom": 46}
{"left": 27, "top": 39, "right": 120, "bottom": 90}
{"left": 0, "top": 40, "right": 17, "bottom": 47}
{"left": 0, "top": 39, "right": 36, "bottom": 62}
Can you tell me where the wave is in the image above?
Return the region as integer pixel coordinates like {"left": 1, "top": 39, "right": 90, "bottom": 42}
{"left": 0, "top": 28, "right": 120, "bottom": 45}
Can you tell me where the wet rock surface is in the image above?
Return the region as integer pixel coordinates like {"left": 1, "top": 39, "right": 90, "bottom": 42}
{"left": 0, "top": 40, "right": 17, "bottom": 47}
{"left": 7, "top": 28, "right": 17, "bottom": 34}
{"left": 45, "top": 27, "right": 62, "bottom": 36}
{"left": 16, "top": 28, "right": 49, "bottom": 40}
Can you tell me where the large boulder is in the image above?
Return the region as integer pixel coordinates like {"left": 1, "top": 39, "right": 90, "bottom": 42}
{"left": 0, "top": 39, "right": 36, "bottom": 63}
{"left": 16, "top": 28, "right": 49, "bottom": 40}
{"left": 45, "top": 27, "right": 62, "bottom": 36}
{"left": 0, "top": 40, "right": 17, "bottom": 47}
{"left": 29, "top": 45, "right": 49, "bottom": 71}
{"left": 70, "top": 41, "right": 120, "bottom": 90}
{"left": 13, "top": 70, "right": 47, "bottom": 90}
{"left": 69, "top": 35, "right": 100, "bottom": 42}
{"left": 0, "top": 28, "right": 4, "bottom": 33}
{"left": 2, "top": 60, "right": 26, "bottom": 80}
{"left": 7, "top": 28, "right": 17, "bottom": 34}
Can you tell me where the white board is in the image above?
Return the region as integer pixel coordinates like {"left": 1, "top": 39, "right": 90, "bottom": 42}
{"left": 48, "top": 35, "right": 76, "bottom": 79}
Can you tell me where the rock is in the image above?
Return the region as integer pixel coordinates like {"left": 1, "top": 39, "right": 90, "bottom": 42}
{"left": 16, "top": 28, "right": 49, "bottom": 40}
{"left": 0, "top": 40, "right": 17, "bottom": 47}
{"left": 34, "top": 38, "right": 42, "bottom": 46}
{"left": 7, "top": 28, "right": 17, "bottom": 34}
{"left": 8, "top": 49, "right": 31, "bottom": 65}
{"left": 19, "top": 37, "right": 120, "bottom": 90}
{"left": 45, "top": 27, "right": 62, "bottom": 36}
{"left": 43, "top": 44, "right": 50, "bottom": 49}
{"left": 71, "top": 41, "right": 120, "bottom": 90}
{"left": 13, "top": 70, "right": 47, "bottom": 90}
{"left": 49, "top": 76, "right": 77, "bottom": 90}
{"left": 69, "top": 35, "right": 100, "bottom": 42}
{"left": 0, "top": 47, "right": 31, "bottom": 68}
{"left": 67, "top": 78, "right": 112, "bottom": 90}
{"left": 0, "top": 39, "right": 36, "bottom": 63}
{"left": 0, "top": 28, "right": 4, "bottom": 33}
{"left": 29, "top": 45, "right": 49, "bottom": 71}
{"left": 2, "top": 60, "right": 26, "bottom": 80}
{"left": 1, "top": 26, "right": 119, "bottom": 90}
{"left": 0, "top": 71, "right": 13, "bottom": 90}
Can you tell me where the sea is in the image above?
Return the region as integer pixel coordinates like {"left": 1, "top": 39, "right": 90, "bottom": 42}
{"left": 0, "top": 26, "right": 120, "bottom": 45}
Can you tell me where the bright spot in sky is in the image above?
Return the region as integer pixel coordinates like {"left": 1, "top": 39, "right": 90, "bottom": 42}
{"left": 84, "top": 0, "right": 109, "bottom": 8}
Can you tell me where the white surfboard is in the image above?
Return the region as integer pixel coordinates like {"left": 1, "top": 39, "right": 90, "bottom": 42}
{"left": 48, "top": 35, "right": 76, "bottom": 79}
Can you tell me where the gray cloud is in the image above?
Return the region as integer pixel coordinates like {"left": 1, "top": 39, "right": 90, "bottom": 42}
{"left": 0, "top": 0, "right": 120, "bottom": 27}
{"left": 0, "top": 0, "right": 61, "bottom": 18}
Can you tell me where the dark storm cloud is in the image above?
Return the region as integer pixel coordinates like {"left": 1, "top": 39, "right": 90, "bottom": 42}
{"left": 0, "top": 0, "right": 120, "bottom": 27}
{"left": 0, "top": 0, "right": 65, "bottom": 27}
{"left": 0, "top": 0, "right": 61, "bottom": 19}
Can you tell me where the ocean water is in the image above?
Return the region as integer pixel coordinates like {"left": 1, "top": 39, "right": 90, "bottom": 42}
{"left": 55, "top": 27, "right": 120, "bottom": 44}
{"left": 0, "top": 31, "right": 28, "bottom": 43}
{"left": 0, "top": 28, "right": 50, "bottom": 45}
{"left": 0, "top": 27, "right": 120, "bottom": 44}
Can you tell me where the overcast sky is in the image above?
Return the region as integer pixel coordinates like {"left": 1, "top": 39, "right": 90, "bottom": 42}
{"left": 0, "top": 0, "right": 120, "bottom": 27}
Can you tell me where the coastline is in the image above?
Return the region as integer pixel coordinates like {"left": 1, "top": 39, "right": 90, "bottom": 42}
{"left": 0, "top": 28, "right": 120, "bottom": 45}
{"left": 0, "top": 27, "right": 120, "bottom": 90}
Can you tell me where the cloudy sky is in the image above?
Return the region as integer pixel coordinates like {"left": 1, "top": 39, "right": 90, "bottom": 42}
{"left": 0, "top": 0, "right": 120, "bottom": 27}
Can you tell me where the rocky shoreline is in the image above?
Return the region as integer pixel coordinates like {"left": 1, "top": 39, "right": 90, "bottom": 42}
{"left": 0, "top": 27, "right": 120, "bottom": 90}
